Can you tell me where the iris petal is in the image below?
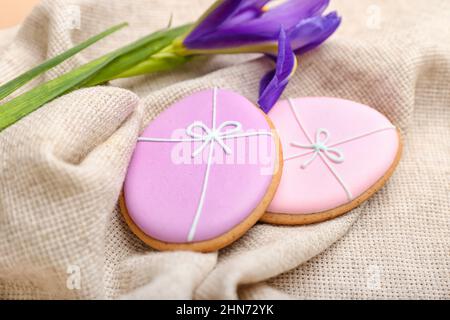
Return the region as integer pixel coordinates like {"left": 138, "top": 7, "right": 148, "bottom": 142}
{"left": 290, "top": 11, "right": 341, "bottom": 54}
{"left": 181, "top": 0, "right": 341, "bottom": 112}
{"left": 260, "top": 0, "right": 330, "bottom": 30}
{"left": 184, "top": 0, "right": 271, "bottom": 47}
{"left": 184, "top": 0, "right": 274, "bottom": 50}
{"left": 258, "top": 28, "right": 297, "bottom": 113}
{"left": 225, "top": 0, "right": 271, "bottom": 24}
{"left": 184, "top": 0, "right": 334, "bottom": 51}
{"left": 183, "top": 24, "right": 279, "bottom": 50}
{"left": 259, "top": 69, "right": 276, "bottom": 98}
{"left": 184, "top": 0, "right": 242, "bottom": 46}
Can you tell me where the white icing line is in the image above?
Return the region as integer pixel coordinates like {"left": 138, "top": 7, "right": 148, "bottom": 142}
{"left": 318, "top": 152, "right": 354, "bottom": 200}
{"left": 288, "top": 98, "right": 314, "bottom": 144}
{"left": 222, "top": 132, "right": 273, "bottom": 139}
{"left": 327, "top": 126, "right": 396, "bottom": 148}
{"left": 187, "top": 87, "right": 218, "bottom": 242}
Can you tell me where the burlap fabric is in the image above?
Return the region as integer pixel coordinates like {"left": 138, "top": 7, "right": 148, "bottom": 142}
{"left": 0, "top": 0, "right": 448, "bottom": 299}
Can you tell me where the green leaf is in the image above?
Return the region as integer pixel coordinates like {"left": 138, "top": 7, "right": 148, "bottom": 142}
{"left": 0, "top": 24, "right": 191, "bottom": 132}
{"left": 0, "top": 22, "right": 128, "bottom": 102}
{"left": 80, "top": 24, "right": 191, "bottom": 87}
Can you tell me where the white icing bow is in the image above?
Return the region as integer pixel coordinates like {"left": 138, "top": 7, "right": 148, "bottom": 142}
{"left": 291, "top": 128, "right": 345, "bottom": 169}
{"left": 186, "top": 120, "right": 243, "bottom": 157}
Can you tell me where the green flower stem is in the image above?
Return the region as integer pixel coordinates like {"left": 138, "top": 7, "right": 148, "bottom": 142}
{"left": 112, "top": 51, "right": 192, "bottom": 79}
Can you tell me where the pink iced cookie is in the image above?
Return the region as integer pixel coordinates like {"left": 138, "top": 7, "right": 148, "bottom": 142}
{"left": 121, "top": 88, "right": 281, "bottom": 252}
{"left": 263, "top": 97, "right": 401, "bottom": 225}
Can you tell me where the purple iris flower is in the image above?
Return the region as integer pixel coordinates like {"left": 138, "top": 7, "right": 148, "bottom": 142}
{"left": 182, "top": 0, "right": 341, "bottom": 112}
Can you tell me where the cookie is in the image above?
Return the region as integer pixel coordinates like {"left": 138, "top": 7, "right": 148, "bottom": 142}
{"left": 121, "top": 88, "right": 282, "bottom": 252}
{"left": 262, "top": 97, "right": 401, "bottom": 225}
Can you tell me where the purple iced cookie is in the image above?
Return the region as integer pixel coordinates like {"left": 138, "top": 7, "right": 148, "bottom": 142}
{"left": 121, "top": 88, "right": 281, "bottom": 252}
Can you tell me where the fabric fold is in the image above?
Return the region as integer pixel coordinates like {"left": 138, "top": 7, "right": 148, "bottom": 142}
{"left": 0, "top": 0, "right": 449, "bottom": 300}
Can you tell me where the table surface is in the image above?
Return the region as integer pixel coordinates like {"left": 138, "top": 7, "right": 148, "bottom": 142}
{"left": 0, "top": 0, "right": 40, "bottom": 29}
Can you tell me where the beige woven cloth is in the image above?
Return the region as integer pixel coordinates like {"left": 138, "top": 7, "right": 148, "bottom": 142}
{"left": 0, "top": 0, "right": 449, "bottom": 299}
